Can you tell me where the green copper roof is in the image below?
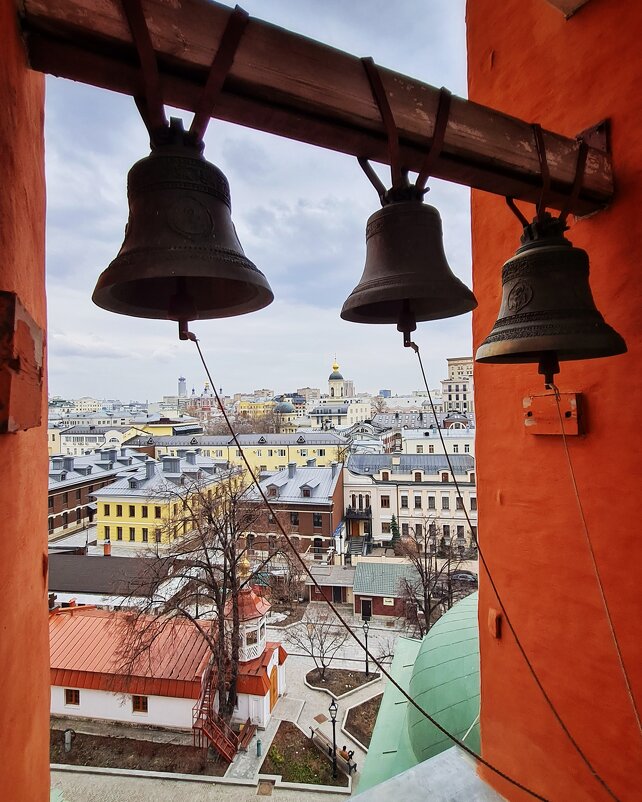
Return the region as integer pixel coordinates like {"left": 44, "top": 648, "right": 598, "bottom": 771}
{"left": 359, "top": 593, "right": 479, "bottom": 793}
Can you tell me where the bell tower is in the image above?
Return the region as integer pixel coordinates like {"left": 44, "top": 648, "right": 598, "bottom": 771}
{"left": 328, "top": 359, "right": 344, "bottom": 398}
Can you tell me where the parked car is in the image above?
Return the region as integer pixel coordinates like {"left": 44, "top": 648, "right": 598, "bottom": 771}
{"left": 451, "top": 571, "right": 478, "bottom": 584}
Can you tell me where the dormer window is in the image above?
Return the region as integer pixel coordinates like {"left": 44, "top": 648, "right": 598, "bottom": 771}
{"left": 268, "top": 486, "right": 278, "bottom": 497}
{"left": 381, "top": 471, "right": 390, "bottom": 481}
{"left": 128, "top": 478, "right": 137, "bottom": 489}
{"left": 302, "top": 487, "right": 311, "bottom": 498}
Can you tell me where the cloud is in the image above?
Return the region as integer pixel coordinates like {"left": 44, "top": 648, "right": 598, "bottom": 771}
{"left": 44, "top": 0, "right": 473, "bottom": 401}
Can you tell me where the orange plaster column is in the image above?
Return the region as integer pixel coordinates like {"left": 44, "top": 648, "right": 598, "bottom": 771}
{"left": 467, "top": 1, "right": 642, "bottom": 800}
{"left": 0, "top": 1, "right": 49, "bottom": 799}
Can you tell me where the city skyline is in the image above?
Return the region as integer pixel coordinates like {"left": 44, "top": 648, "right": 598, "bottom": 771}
{"left": 45, "top": 0, "right": 472, "bottom": 400}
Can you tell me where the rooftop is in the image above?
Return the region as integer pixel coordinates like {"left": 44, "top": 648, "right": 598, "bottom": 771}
{"left": 48, "top": 554, "right": 165, "bottom": 596}
{"left": 347, "top": 454, "right": 475, "bottom": 477}
{"left": 124, "top": 432, "right": 349, "bottom": 447}
{"left": 353, "top": 561, "right": 420, "bottom": 597}
{"left": 246, "top": 463, "right": 342, "bottom": 506}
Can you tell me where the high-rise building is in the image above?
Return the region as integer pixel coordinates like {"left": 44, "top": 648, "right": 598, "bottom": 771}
{"left": 178, "top": 376, "right": 187, "bottom": 398}
{"left": 440, "top": 357, "right": 474, "bottom": 413}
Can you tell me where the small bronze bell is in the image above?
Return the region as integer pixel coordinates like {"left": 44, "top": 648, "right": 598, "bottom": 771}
{"left": 340, "top": 198, "right": 477, "bottom": 330}
{"left": 93, "top": 118, "right": 273, "bottom": 323}
{"left": 476, "top": 214, "right": 626, "bottom": 374}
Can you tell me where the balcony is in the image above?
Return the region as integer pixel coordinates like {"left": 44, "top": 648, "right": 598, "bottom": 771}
{"left": 345, "top": 505, "right": 372, "bottom": 520}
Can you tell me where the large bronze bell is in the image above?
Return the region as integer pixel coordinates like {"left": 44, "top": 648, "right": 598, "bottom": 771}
{"left": 93, "top": 118, "right": 273, "bottom": 322}
{"left": 340, "top": 199, "right": 477, "bottom": 329}
{"left": 476, "top": 214, "right": 626, "bottom": 368}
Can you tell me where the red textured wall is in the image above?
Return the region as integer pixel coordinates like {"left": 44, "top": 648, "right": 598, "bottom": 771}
{"left": 354, "top": 595, "right": 403, "bottom": 617}
{"left": 467, "top": 1, "right": 642, "bottom": 800}
{"left": 0, "top": 1, "right": 49, "bottom": 798}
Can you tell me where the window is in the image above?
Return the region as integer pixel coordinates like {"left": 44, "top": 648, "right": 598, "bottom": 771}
{"left": 464, "top": 444, "right": 470, "bottom": 453}
{"left": 48, "top": 517, "right": 54, "bottom": 532}
{"left": 132, "top": 695, "right": 148, "bottom": 713}
{"left": 141, "top": 506, "right": 148, "bottom": 518}
{"left": 246, "top": 629, "right": 258, "bottom": 646}
{"left": 104, "top": 525, "right": 110, "bottom": 538}
{"left": 381, "top": 522, "right": 391, "bottom": 534}
{"left": 318, "top": 449, "right": 326, "bottom": 457}
{"left": 470, "top": 472, "right": 476, "bottom": 484}
{"left": 76, "top": 509, "right": 82, "bottom": 523}
{"left": 471, "top": 525, "right": 477, "bottom": 539}
{"left": 116, "top": 505, "right": 123, "bottom": 517}
{"left": 380, "top": 495, "right": 390, "bottom": 509}
{"left": 441, "top": 472, "right": 449, "bottom": 483}
{"left": 442, "top": 496, "right": 450, "bottom": 510}
{"left": 313, "top": 512, "right": 322, "bottom": 527}
{"left": 443, "top": 524, "right": 450, "bottom": 538}
{"left": 381, "top": 471, "right": 389, "bottom": 481}
{"left": 414, "top": 472, "right": 422, "bottom": 483}
{"left": 428, "top": 496, "right": 436, "bottom": 509}
{"left": 278, "top": 449, "right": 286, "bottom": 457}
{"left": 402, "top": 523, "right": 409, "bottom": 536}
{"left": 104, "top": 504, "right": 110, "bottom": 516}
{"left": 268, "top": 486, "right": 277, "bottom": 497}
{"left": 129, "top": 527, "right": 135, "bottom": 541}
{"left": 415, "top": 523, "right": 423, "bottom": 537}
{"left": 414, "top": 496, "right": 422, "bottom": 509}
{"left": 400, "top": 496, "right": 408, "bottom": 508}
{"left": 457, "top": 525, "right": 465, "bottom": 538}
{"left": 471, "top": 497, "right": 477, "bottom": 511}
{"left": 62, "top": 512, "right": 68, "bottom": 529}
{"left": 62, "top": 492, "right": 68, "bottom": 504}
{"left": 116, "top": 526, "right": 123, "bottom": 540}
{"left": 173, "top": 504, "right": 178, "bottom": 516}
{"left": 453, "top": 444, "right": 459, "bottom": 453}
{"left": 416, "top": 445, "right": 423, "bottom": 454}
{"left": 128, "top": 505, "right": 135, "bottom": 517}
{"left": 290, "top": 512, "right": 299, "bottom": 527}
{"left": 48, "top": 497, "right": 54, "bottom": 509}
{"left": 456, "top": 497, "right": 464, "bottom": 510}
{"left": 155, "top": 528, "right": 162, "bottom": 543}
{"left": 155, "top": 506, "right": 162, "bottom": 518}
{"left": 302, "top": 487, "right": 311, "bottom": 498}
{"left": 428, "top": 445, "right": 434, "bottom": 454}
{"left": 65, "top": 688, "right": 80, "bottom": 706}
{"left": 75, "top": 489, "right": 81, "bottom": 500}
{"left": 268, "top": 535, "right": 277, "bottom": 553}
{"left": 142, "top": 528, "right": 148, "bottom": 542}
{"left": 300, "top": 449, "right": 307, "bottom": 456}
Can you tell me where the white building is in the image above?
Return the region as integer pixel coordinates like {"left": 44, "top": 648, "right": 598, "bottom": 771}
{"left": 343, "top": 454, "right": 477, "bottom": 553}
{"left": 441, "top": 356, "right": 474, "bottom": 413}
{"left": 401, "top": 428, "right": 475, "bottom": 458}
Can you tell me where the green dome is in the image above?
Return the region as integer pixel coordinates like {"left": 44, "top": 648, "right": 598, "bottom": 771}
{"left": 406, "top": 592, "right": 480, "bottom": 761}
{"left": 275, "top": 401, "right": 295, "bottom": 413}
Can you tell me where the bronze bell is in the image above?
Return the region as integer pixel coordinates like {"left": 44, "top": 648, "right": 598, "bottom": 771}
{"left": 340, "top": 199, "right": 477, "bottom": 329}
{"left": 93, "top": 118, "right": 273, "bottom": 323}
{"left": 476, "top": 214, "right": 626, "bottom": 370}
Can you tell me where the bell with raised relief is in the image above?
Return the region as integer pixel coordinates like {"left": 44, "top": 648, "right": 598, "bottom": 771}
{"left": 93, "top": 118, "right": 273, "bottom": 323}
{"left": 340, "top": 199, "right": 477, "bottom": 329}
{"left": 475, "top": 214, "right": 626, "bottom": 367}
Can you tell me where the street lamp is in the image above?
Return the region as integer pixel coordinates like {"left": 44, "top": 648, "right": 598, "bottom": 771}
{"left": 362, "top": 620, "right": 370, "bottom": 677}
{"left": 328, "top": 699, "right": 338, "bottom": 779}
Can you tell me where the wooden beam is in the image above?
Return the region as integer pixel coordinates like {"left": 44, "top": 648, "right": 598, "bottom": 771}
{"left": 20, "top": 0, "right": 613, "bottom": 215}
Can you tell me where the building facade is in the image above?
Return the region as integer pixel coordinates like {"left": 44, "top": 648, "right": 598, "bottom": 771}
{"left": 440, "top": 357, "right": 474, "bottom": 413}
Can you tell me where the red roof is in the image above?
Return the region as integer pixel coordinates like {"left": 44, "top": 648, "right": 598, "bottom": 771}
{"left": 50, "top": 607, "right": 211, "bottom": 699}
{"left": 236, "top": 641, "right": 287, "bottom": 696}
{"left": 224, "top": 587, "right": 271, "bottom": 622}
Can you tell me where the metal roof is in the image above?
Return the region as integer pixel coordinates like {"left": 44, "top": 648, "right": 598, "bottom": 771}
{"left": 48, "top": 449, "right": 145, "bottom": 491}
{"left": 49, "top": 607, "right": 211, "bottom": 699}
{"left": 353, "top": 562, "right": 420, "bottom": 597}
{"left": 359, "top": 593, "right": 480, "bottom": 792}
{"left": 304, "top": 565, "right": 356, "bottom": 587}
{"left": 371, "top": 412, "right": 476, "bottom": 430}
{"left": 246, "top": 464, "right": 342, "bottom": 506}
{"left": 124, "top": 432, "right": 348, "bottom": 446}
{"left": 347, "top": 454, "right": 475, "bottom": 477}
{"left": 48, "top": 554, "right": 161, "bottom": 595}
{"left": 91, "top": 457, "right": 232, "bottom": 498}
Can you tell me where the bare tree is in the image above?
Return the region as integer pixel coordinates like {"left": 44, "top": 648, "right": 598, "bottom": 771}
{"left": 286, "top": 606, "right": 349, "bottom": 680}
{"left": 268, "top": 536, "right": 306, "bottom": 611}
{"left": 116, "top": 471, "right": 268, "bottom": 721}
{"left": 371, "top": 395, "right": 388, "bottom": 414}
{"left": 396, "top": 521, "right": 465, "bottom": 637}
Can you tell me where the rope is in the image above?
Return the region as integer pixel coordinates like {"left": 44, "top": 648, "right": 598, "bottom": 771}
{"left": 189, "top": 335, "right": 554, "bottom": 801}
{"left": 551, "top": 384, "right": 642, "bottom": 738}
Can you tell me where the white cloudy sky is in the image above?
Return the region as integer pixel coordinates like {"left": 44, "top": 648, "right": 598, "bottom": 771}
{"left": 45, "top": 0, "right": 471, "bottom": 402}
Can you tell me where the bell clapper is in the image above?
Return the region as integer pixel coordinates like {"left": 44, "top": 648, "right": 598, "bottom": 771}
{"left": 178, "top": 319, "right": 197, "bottom": 342}
{"left": 538, "top": 351, "right": 560, "bottom": 390}
{"left": 397, "top": 300, "right": 419, "bottom": 353}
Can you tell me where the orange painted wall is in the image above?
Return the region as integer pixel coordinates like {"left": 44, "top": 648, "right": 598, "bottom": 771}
{"left": 0, "top": 1, "right": 49, "bottom": 799}
{"left": 467, "top": 1, "right": 642, "bottom": 800}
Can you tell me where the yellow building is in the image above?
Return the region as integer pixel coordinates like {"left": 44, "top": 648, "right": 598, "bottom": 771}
{"left": 123, "top": 433, "right": 349, "bottom": 475}
{"left": 237, "top": 399, "right": 277, "bottom": 419}
{"left": 92, "top": 452, "right": 230, "bottom": 545}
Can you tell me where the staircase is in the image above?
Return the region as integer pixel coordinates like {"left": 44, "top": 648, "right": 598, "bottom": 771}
{"left": 192, "top": 668, "right": 239, "bottom": 763}
{"left": 349, "top": 536, "right": 364, "bottom": 555}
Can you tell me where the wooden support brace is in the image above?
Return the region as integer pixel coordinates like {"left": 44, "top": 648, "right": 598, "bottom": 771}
{"left": 20, "top": 0, "right": 613, "bottom": 214}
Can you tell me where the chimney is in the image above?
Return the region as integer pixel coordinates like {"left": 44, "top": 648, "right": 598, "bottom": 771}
{"left": 145, "top": 459, "right": 156, "bottom": 480}
{"left": 306, "top": 458, "right": 316, "bottom": 468}
{"left": 62, "top": 456, "right": 74, "bottom": 472}
{"left": 107, "top": 448, "right": 118, "bottom": 463}
{"left": 52, "top": 457, "right": 64, "bottom": 470}
{"left": 185, "top": 450, "right": 197, "bottom": 465}
{"left": 48, "top": 592, "right": 58, "bottom": 611}
{"left": 331, "top": 461, "right": 339, "bottom": 477}
{"left": 161, "top": 455, "right": 181, "bottom": 474}
{"left": 288, "top": 462, "right": 297, "bottom": 479}
{"left": 103, "top": 540, "right": 112, "bottom": 557}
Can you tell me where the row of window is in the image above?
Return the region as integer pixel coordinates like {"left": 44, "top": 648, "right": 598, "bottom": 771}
{"left": 415, "top": 444, "right": 470, "bottom": 454}
{"left": 49, "top": 487, "right": 94, "bottom": 507}
{"left": 381, "top": 495, "right": 476, "bottom": 511}
{"left": 64, "top": 688, "right": 148, "bottom": 713}
{"left": 48, "top": 508, "right": 85, "bottom": 531}
{"left": 381, "top": 522, "right": 478, "bottom": 539}
{"left": 103, "top": 503, "right": 163, "bottom": 518}
{"left": 103, "top": 525, "right": 162, "bottom": 543}
{"left": 380, "top": 471, "right": 475, "bottom": 483}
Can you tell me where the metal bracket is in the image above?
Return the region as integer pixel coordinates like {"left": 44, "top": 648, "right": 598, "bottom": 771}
{"left": 523, "top": 391, "right": 583, "bottom": 436}
{"left": 577, "top": 119, "right": 610, "bottom": 154}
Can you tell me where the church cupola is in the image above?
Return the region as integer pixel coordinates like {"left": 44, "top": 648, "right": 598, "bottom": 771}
{"left": 328, "top": 359, "right": 345, "bottom": 398}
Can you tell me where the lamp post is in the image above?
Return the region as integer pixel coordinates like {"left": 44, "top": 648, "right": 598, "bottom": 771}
{"left": 329, "top": 699, "right": 338, "bottom": 779}
{"left": 362, "top": 620, "right": 370, "bottom": 677}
